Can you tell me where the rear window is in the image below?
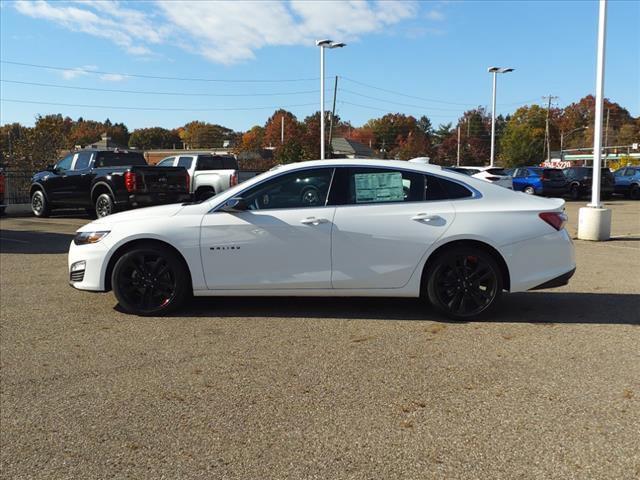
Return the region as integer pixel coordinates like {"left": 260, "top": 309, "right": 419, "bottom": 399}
{"left": 196, "top": 155, "right": 238, "bottom": 171}
{"left": 95, "top": 151, "right": 146, "bottom": 168}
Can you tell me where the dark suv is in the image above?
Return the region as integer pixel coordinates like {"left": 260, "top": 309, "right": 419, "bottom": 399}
{"left": 563, "top": 166, "right": 614, "bottom": 200}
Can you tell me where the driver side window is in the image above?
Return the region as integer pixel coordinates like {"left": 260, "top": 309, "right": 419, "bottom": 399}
{"left": 56, "top": 154, "right": 74, "bottom": 172}
{"left": 241, "top": 168, "right": 334, "bottom": 210}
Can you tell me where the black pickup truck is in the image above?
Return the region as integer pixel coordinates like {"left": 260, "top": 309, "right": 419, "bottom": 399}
{"left": 30, "top": 149, "right": 191, "bottom": 218}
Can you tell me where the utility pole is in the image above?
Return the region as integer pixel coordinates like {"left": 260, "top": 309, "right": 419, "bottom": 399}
{"left": 280, "top": 114, "right": 284, "bottom": 145}
{"left": 327, "top": 75, "right": 339, "bottom": 158}
{"left": 456, "top": 126, "right": 461, "bottom": 166}
{"left": 604, "top": 107, "right": 610, "bottom": 165}
{"left": 542, "top": 95, "right": 559, "bottom": 161}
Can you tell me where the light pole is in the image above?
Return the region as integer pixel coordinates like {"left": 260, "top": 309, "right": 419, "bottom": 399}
{"left": 316, "top": 39, "right": 345, "bottom": 160}
{"left": 560, "top": 126, "right": 588, "bottom": 160}
{"left": 487, "top": 66, "right": 514, "bottom": 167}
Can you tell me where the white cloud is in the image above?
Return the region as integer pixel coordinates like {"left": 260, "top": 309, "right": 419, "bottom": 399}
{"left": 60, "top": 64, "right": 98, "bottom": 80}
{"left": 425, "top": 9, "right": 445, "bottom": 21}
{"left": 100, "top": 73, "right": 127, "bottom": 82}
{"left": 14, "top": 0, "right": 420, "bottom": 64}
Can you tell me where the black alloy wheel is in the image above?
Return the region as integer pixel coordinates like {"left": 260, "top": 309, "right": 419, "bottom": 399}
{"left": 569, "top": 184, "right": 581, "bottom": 200}
{"left": 31, "top": 190, "right": 50, "bottom": 217}
{"left": 426, "top": 247, "right": 503, "bottom": 320}
{"left": 95, "top": 193, "right": 115, "bottom": 218}
{"left": 112, "top": 245, "right": 190, "bottom": 315}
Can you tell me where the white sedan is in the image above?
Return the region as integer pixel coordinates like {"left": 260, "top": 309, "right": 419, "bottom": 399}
{"left": 68, "top": 159, "right": 576, "bottom": 320}
{"left": 448, "top": 166, "right": 514, "bottom": 189}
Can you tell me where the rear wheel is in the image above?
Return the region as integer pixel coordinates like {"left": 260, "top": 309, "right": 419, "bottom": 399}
{"left": 112, "top": 245, "right": 190, "bottom": 316}
{"left": 425, "top": 247, "right": 503, "bottom": 321}
{"left": 630, "top": 184, "right": 640, "bottom": 200}
{"left": 195, "top": 187, "right": 215, "bottom": 202}
{"left": 31, "top": 190, "right": 50, "bottom": 217}
{"left": 95, "top": 193, "right": 115, "bottom": 218}
{"left": 569, "top": 184, "right": 580, "bottom": 200}
{"left": 523, "top": 185, "right": 535, "bottom": 195}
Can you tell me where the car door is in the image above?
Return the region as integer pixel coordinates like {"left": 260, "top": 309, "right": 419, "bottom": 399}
{"left": 46, "top": 154, "right": 75, "bottom": 204}
{"left": 66, "top": 151, "right": 94, "bottom": 206}
{"left": 511, "top": 168, "right": 526, "bottom": 191}
{"left": 200, "top": 167, "right": 336, "bottom": 290}
{"left": 329, "top": 167, "right": 456, "bottom": 289}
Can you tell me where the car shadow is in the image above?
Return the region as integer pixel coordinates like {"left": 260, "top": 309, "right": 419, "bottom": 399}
{"left": 0, "top": 229, "right": 73, "bottom": 254}
{"left": 176, "top": 292, "right": 640, "bottom": 325}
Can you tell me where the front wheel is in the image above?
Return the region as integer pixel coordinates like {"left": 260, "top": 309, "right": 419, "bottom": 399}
{"left": 569, "top": 184, "right": 580, "bottom": 200}
{"left": 112, "top": 244, "right": 190, "bottom": 316}
{"left": 523, "top": 185, "right": 535, "bottom": 195}
{"left": 425, "top": 247, "right": 503, "bottom": 320}
{"left": 630, "top": 184, "right": 640, "bottom": 200}
{"left": 31, "top": 190, "right": 50, "bottom": 217}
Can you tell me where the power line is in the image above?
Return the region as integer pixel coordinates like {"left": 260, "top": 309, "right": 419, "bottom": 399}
{"left": 0, "top": 79, "right": 319, "bottom": 97}
{"left": 0, "top": 60, "right": 321, "bottom": 83}
{"left": 0, "top": 98, "right": 317, "bottom": 112}
{"left": 341, "top": 76, "right": 540, "bottom": 107}
{"left": 338, "top": 100, "right": 454, "bottom": 118}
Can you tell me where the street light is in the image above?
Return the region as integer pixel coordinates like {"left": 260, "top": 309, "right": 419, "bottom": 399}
{"left": 316, "top": 39, "right": 346, "bottom": 160}
{"left": 488, "top": 66, "right": 514, "bottom": 167}
{"left": 560, "top": 126, "right": 588, "bottom": 160}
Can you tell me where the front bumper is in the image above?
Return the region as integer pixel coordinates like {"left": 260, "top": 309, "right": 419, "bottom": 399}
{"left": 68, "top": 239, "right": 111, "bottom": 291}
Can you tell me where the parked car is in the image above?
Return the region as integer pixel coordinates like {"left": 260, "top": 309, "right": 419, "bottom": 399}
{"left": 156, "top": 153, "right": 239, "bottom": 201}
{"left": 452, "top": 166, "right": 513, "bottom": 189}
{"left": 563, "top": 166, "right": 614, "bottom": 200}
{"left": 510, "top": 167, "right": 568, "bottom": 196}
{"left": 30, "top": 149, "right": 191, "bottom": 218}
{"left": 0, "top": 167, "right": 6, "bottom": 215}
{"left": 613, "top": 166, "right": 640, "bottom": 199}
{"left": 68, "top": 159, "right": 575, "bottom": 320}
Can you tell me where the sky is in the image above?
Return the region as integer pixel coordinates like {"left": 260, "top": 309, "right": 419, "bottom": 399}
{"left": 1, "top": 0, "right": 638, "bottom": 132}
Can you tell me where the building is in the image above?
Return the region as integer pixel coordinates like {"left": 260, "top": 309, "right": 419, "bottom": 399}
{"left": 331, "top": 137, "right": 377, "bottom": 158}
{"left": 82, "top": 133, "right": 124, "bottom": 150}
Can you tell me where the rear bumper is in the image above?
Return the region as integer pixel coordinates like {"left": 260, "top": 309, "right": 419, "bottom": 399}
{"left": 529, "top": 267, "right": 576, "bottom": 290}
{"left": 118, "top": 192, "right": 191, "bottom": 208}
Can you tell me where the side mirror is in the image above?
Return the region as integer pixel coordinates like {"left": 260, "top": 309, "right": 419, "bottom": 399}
{"left": 46, "top": 164, "right": 56, "bottom": 172}
{"left": 219, "top": 197, "right": 248, "bottom": 212}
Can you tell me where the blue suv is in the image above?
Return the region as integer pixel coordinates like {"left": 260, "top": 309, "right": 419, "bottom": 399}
{"left": 508, "top": 167, "right": 568, "bottom": 196}
{"left": 613, "top": 166, "right": 640, "bottom": 199}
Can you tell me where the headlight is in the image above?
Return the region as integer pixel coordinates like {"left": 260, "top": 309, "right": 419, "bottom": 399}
{"left": 73, "top": 231, "right": 110, "bottom": 245}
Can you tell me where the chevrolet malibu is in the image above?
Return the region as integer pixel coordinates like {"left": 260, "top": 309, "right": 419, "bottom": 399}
{"left": 68, "top": 159, "right": 576, "bottom": 320}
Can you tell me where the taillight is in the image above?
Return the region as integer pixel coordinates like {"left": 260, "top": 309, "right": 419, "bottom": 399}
{"left": 124, "top": 171, "right": 137, "bottom": 192}
{"left": 230, "top": 172, "right": 238, "bottom": 187}
{"left": 539, "top": 211, "right": 567, "bottom": 231}
{"left": 184, "top": 171, "right": 190, "bottom": 191}
{"left": 0, "top": 174, "right": 4, "bottom": 194}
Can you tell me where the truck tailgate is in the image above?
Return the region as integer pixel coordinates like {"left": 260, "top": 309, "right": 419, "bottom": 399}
{"left": 135, "top": 166, "right": 189, "bottom": 193}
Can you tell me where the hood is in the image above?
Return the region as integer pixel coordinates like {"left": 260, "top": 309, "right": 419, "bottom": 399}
{"left": 90, "top": 203, "right": 185, "bottom": 226}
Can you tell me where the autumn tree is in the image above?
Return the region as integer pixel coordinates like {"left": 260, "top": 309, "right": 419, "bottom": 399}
{"left": 128, "top": 127, "right": 181, "bottom": 150}
{"left": 179, "top": 121, "right": 235, "bottom": 148}
{"left": 499, "top": 105, "right": 547, "bottom": 167}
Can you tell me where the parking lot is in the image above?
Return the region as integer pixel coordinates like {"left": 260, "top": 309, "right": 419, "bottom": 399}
{"left": 1, "top": 200, "right": 638, "bottom": 479}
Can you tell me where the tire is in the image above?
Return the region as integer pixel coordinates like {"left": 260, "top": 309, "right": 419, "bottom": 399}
{"left": 300, "top": 186, "right": 321, "bottom": 206}
{"left": 523, "top": 185, "right": 535, "bottom": 195}
{"left": 95, "top": 193, "right": 116, "bottom": 218}
{"left": 569, "top": 184, "right": 580, "bottom": 200}
{"left": 112, "top": 244, "right": 190, "bottom": 316}
{"left": 31, "top": 190, "right": 50, "bottom": 217}
{"left": 630, "top": 184, "right": 640, "bottom": 200}
{"left": 195, "top": 187, "right": 215, "bottom": 202}
{"left": 425, "top": 246, "right": 503, "bottom": 321}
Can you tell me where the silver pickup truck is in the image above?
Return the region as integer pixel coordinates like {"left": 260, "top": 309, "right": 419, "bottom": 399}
{"left": 156, "top": 154, "right": 239, "bottom": 201}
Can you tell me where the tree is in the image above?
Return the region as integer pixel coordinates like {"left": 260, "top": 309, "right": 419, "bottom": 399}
{"left": 499, "top": 105, "right": 547, "bottom": 167}
{"left": 179, "top": 121, "right": 234, "bottom": 148}
{"left": 128, "top": 127, "right": 181, "bottom": 150}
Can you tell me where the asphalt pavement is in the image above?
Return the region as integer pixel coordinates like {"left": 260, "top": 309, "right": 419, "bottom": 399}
{"left": 1, "top": 199, "right": 639, "bottom": 479}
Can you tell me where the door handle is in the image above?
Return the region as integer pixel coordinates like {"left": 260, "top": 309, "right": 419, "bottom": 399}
{"left": 300, "top": 217, "right": 328, "bottom": 225}
{"left": 411, "top": 213, "right": 439, "bottom": 222}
